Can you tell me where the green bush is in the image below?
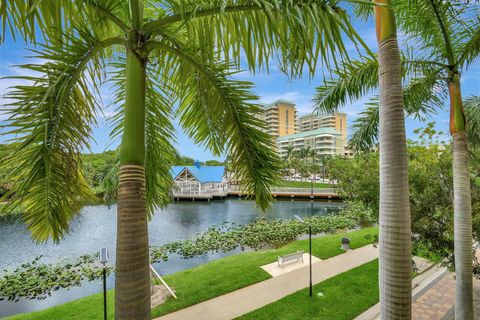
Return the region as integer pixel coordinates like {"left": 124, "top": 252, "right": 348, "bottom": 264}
{"left": 339, "top": 200, "right": 377, "bottom": 225}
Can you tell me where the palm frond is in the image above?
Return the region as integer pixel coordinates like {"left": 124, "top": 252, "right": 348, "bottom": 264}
{"left": 313, "top": 54, "right": 378, "bottom": 114}
{"left": 144, "top": 0, "right": 364, "bottom": 77}
{"left": 457, "top": 20, "right": 480, "bottom": 68}
{"left": 395, "top": 0, "right": 479, "bottom": 66}
{"left": 348, "top": 74, "right": 442, "bottom": 151}
{"left": 0, "top": 29, "right": 122, "bottom": 242}
{"left": 147, "top": 40, "right": 281, "bottom": 210}
{"left": 348, "top": 0, "right": 374, "bottom": 21}
{"left": 465, "top": 96, "right": 480, "bottom": 150}
{"left": 1, "top": 0, "right": 129, "bottom": 43}
{"left": 348, "top": 102, "right": 379, "bottom": 152}
{"left": 402, "top": 72, "right": 445, "bottom": 118}
{"left": 394, "top": 0, "right": 454, "bottom": 61}
{"left": 99, "top": 154, "right": 119, "bottom": 206}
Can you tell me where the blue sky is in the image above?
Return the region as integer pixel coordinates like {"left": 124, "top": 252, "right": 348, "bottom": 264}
{"left": 1, "top": 15, "right": 479, "bottom": 161}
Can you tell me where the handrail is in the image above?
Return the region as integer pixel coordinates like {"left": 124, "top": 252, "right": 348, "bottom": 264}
{"left": 150, "top": 265, "right": 177, "bottom": 299}
{"left": 227, "top": 186, "right": 338, "bottom": 194}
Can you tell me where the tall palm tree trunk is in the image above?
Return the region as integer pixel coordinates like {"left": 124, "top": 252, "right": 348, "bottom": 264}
{"left": 375, "top": 1, "right": 412, "bottom": 319}
{"left": 449, "top": 76, "right": 474, "bottom": 320}
{"left": 115, "top": 48, "right": 151, "bottom": 320}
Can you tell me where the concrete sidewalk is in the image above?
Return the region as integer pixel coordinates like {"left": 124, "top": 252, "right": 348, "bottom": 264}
{"left": 155, "top": 245, "right": 379, "bottom": 320}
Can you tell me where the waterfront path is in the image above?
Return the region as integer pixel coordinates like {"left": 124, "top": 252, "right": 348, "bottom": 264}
{"left": 155, "top": 245, "right": 378, "bottom": 320}
{"left": 355, "top": 267, "right": 480, "bottom": 320}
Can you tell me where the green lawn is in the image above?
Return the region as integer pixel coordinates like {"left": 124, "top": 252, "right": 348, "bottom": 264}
{"left": 275, "top": 180, "right": 331, "bottom": 188}
{"left": 8, "top": 227, "right": 378, "bottom": 320}
{"left": 237, "top": 260, "right": 379, "bottom": 320}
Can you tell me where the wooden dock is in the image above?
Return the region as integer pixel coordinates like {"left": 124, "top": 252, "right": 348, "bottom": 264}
{"left": 228, "top": 187, "right": 339, "bottom": 200}
{"left": 172, "top": 187, "right": 339, "bottom": 201}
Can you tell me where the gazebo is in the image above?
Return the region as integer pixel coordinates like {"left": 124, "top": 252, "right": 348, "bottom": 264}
{"left": 170, "top": 160, "right": 227, "bottom": 198}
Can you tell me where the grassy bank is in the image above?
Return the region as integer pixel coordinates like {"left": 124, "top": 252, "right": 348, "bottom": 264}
{"left": 237, "top": 260, "right": 379, "bottom": 320}
{"left": 8, "top": 227, "right": 378, "bottom": 320}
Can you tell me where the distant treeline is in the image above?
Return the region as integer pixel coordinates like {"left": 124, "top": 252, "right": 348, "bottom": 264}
{"left": 0, "top": 144, "right": 224, "bottom": 200}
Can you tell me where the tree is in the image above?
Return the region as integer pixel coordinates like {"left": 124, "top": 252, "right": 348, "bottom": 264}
{"left": 316, "top": 2, "right": 480, "bottom": 317}
{"left": 308, "top": 148, "right": 317, "bottom": 164}
{"left": 298, "top": 162, "right": 310, "bottom": 182}
{"left": 328, "top": 152, "right": 380, "bottom": 214}
{"left": 204, "top": 160, "right": 224, "bottom": 166}
{"left": 1, "top": 1, "right": 363, "bottom": 319}
{"left": 328, "top": 124, "right": 480, "bottom": 277}
{"left": 287, "top": 157, "right": 299, "bottom": 177}
{"left": 316, "top": 1, "right": 413, "bottom": 317}
{"left": 309, "top": 163, "right": 321, "bottom": 179}
{"left": 284, "top": 145, "right": 294, "bottom": 162}
{"left": 364, "top": 2, "right": 412, "bottom": 318}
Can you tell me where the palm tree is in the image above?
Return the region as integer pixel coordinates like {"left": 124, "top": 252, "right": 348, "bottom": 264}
{"left": 316, "top": 1, "right": 413, "bottom": 318}
{"left": 285, "top": 145, "right": 295, "bottom": 162}
{"left": 371, "top": 2, "right": 412, "bottom": 318}
{"left": 1, "top": 1, "right": 363, "bottom": 319}
{"left": 308, "top": 148, "right": 317, "bottom": 164}
{"left": 315, "top": 2, "right": 480, "bottom": 317}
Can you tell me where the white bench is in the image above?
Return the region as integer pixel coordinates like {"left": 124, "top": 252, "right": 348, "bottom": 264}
{"left": 278, "top": 250, "right": 304, "bottom": 267}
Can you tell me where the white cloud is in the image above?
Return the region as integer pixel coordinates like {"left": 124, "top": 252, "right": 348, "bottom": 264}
{"left": 258, "top": 91, "right": 317, "bottom": 115}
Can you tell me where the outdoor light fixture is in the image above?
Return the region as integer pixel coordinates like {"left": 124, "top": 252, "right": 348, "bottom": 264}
{"left": 99, "top": 247, "right": 109, "bottom": 265}
{"left": 294, "top": 215, "right": 313, "bottom": 297}
{"left": 99, "top": 248, "right": 109, "bottom": 320}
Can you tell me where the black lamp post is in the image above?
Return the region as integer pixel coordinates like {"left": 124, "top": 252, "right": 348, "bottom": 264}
{"left": 99, "top": 247, "right": 109, "bottom": 320}
{"left": 295, "top": 215, "right": 312, "bottom": 297}
{"left": 310, "top": 175, "right": 313, "bottom": 199}
{"left": 321, "top": 156, "right": 325, "bottom": 183}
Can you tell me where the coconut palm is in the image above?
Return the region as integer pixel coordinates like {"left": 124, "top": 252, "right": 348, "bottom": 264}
{"left": 315, "top": 0, "right": 413, "bottom": 317}
{"left": 1, "top": 1, "right": 364, "bottom": 319}
{"left": 315, "top": 2, "right": 480, "bottom": 317}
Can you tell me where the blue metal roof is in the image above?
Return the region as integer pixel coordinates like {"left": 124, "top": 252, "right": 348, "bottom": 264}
{"left": 171, "top": 166, "right": 225, "bottom": 183}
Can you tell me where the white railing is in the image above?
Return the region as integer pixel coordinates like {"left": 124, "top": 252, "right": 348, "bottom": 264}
{"left": 228, "top": 185, "right": 338, "bottom": 194}
{"left": 270, "top": 187, "right": 337, "bottom": 194}
{"left": 172, "top": 188, "right": 229, "bottom": 197}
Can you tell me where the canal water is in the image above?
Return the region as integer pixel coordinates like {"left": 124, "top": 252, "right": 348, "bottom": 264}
{"left": 0, "top": 199, "right": 341, "bottom": 318}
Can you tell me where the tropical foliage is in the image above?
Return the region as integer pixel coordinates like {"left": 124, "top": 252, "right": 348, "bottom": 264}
{"left": 328, "top": 124, "right": 480, "bottom": 276}
{"left": 281, "top": 146, "right": 329, "bottom": 181}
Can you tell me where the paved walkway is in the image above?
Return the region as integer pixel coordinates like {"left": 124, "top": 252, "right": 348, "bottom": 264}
{"left": 155, "top": 245, "right": 379, "bottom": 320}
{"left": 356, "top": 267, "right": 480, "bottom": 320}
{"left": 414, "top": 273, "right": 480, "bottom": 320}
{"left": 412, "top": 271, "right": 455, "bottom": 320}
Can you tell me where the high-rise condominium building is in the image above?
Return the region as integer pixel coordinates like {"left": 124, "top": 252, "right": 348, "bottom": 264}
{"left": 257, "top": 100, "right": 299, "bottom": 139}
{"left": 298, "top": 112, "right": 347, "bottom": 143}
